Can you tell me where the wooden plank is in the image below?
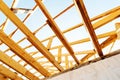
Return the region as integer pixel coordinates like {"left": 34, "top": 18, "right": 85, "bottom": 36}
{"left": 74, "top": 0, "right": 103, "bottom": 58}
{"left": 0, "top": 0, "right": 63, "bottom": 72}
{"left": 35, "top": 0, "right": 80, "bottom": 65}
{"left": 0, "top": 50, "right": 39, "bottom": 80}
{"left": 0, "top": 31, "right": 50, "bottom": 77}
{"left": 0, "top": 65, "right": 22, "bottom": 80}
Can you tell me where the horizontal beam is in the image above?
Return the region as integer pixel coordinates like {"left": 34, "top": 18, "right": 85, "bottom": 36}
{"left": 0, "top": 50, "right": 39, "bottom": 80}
{"left": 0, "top": 65, "right": 22, "bottom": 80}
{"left": 0, "top": 0, "right": 63, "bottom": 72}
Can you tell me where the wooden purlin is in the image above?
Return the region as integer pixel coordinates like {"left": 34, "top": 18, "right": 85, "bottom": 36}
{"left": 74, "top": 0, "right": 103, "bottom": 58}
{"left": 0, "top": 0, "right": 64, "bottom": 72}
{"left": 50, "top": 31, "right": 116, "bottom": 50}
{"left": 0, "top": 65, "right": 22, "bottom": 80}
{"left": 35, "top": 0, "right": 80, "bottom": 65}
{"left": 0, "top": 50, "right": 39, "bottom": 80}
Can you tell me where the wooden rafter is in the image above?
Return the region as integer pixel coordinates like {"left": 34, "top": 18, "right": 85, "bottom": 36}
{"left": 40, "top": 6, "right": 120, "bottom": 43}
{"left": 2, "top": 6, "right": 119, "bottom": 56}
{"left": 0, "top": 65, "right": 22, "bottom": 80}
{"left": 0, "top": 30, "right": 50, "bottom": 77}
{"left": 34, "top": 0, "right": 80, "bottom": 65}
{"left": 0, "top": 0, "right": 64, "bottom": 72}
{"left": 0, "top": 50, "right": 39, "bottom": 80}
{"left": 0, "top": 0, "right": 120, "bottom": 79}
{"left": 74, "top": 0, "right": 103, "bottom": 58}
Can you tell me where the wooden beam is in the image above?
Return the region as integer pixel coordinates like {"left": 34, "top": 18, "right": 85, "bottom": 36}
{"left": 100, "top": 34, "right": 117, "bottom": 49}
{"left": 2, "top": 6, "right": 120, "bottom": 54}
{"left": 51, "top": 31, "right": 116, "bottom": 50}
{"left": 58, "top": 47, "right": 62, "bottom": 64}
{"left": 35, "top": 50, "right": 95, "bottom": 60}
{"left": 0, "top": 74, "right": 8, "bottom": 80}
{"left": 93, "top": 9, "right": 120, "bottom": 29}
{"left": 35, "top": 0, "right": 80, "bottom": 65}
{"left": 62, "top": 6, "right": 120, "bottom": 33}
{"left": 0, "top": 0, "right": 63, "bottom": 72}
{"left": 0, "top": 65, "right": 22, "bottom": 80}
{"left": 65, "top": 56, "right": 69, "bottom": 69}
{"left": 0, "top": 50, "right": 39, "bottom": 80}
{"left": 74, "top": 0, "right": 103, "bottom": 58}
{"left": 41, "top": 6, "right": 120, "bottom": 43}
{"left": 47, "top": 37, "right": 53, "bottom": 50}
{"left": 81, "top": 34, "right": 117, "bottom": 62}
{"left": 0, "top": 31, "right": 50, "bottom": 77}
{"left": 116, "top": 23, "right": 120, "bottom": 39}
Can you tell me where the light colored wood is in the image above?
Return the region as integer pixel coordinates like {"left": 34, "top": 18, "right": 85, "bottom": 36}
{"left": 35, "top": 50, "right": 95, "bottom": 60}
{"left": 0, "top": 50, "right": 39, "bottom": 80}
{"left": 116, "top": 23, "right": 120, "bottom": 39}
{"left": 41, "top": 6, "right": 120, "bottom": 43}
{"left": 74, "top": 0, "right": 103, "bottom": 57}
{"left": 47, "top": 37, "right": 53, "bottom": 50}
{"left": 0, "top": 0, "right": 63, "bottom": 72}
{"left": 100, "top": 34, "right": 117, "bottom": 49}
{"left": 0, "top": 30, "right": 50, "bottom": 77}
{"left": 51, "top": 31, "right": 116, "bottom": 50}
{"left": 0, "top": 74, "right": 8, "bottom": 80}
{"left": 93, "top": 10, "right": 120, "bottom": 29}
{"left": 0, "top": 0, "right": 119, "bottom": 78}
{"left": 0, "top": 65, "right": 22, "bottom": 80}
{"left": 2, "top": 6, "right": 119, "bottom": 55}
{"left": 33, "top": 3, "right": 74, "bottom": 34}
{"left": 65, "top": 56, "right": 69, "bottom": 69}
{"left": 35, "top": 0, "right": 80, "bottom": 65}
{"left": 81, "top": 34, "right": 117, "bottom": 62}
{"left": 58, "top": 47, "right": 62, "bottom": 64}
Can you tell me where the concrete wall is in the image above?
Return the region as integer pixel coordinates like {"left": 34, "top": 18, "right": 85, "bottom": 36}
{"left": 47, "top": 54, "right": 120, "bottom": 80}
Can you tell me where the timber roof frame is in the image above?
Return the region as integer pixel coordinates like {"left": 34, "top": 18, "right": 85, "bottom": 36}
{"left": 0, "top": 0, "right": 120, "bottom": 79}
